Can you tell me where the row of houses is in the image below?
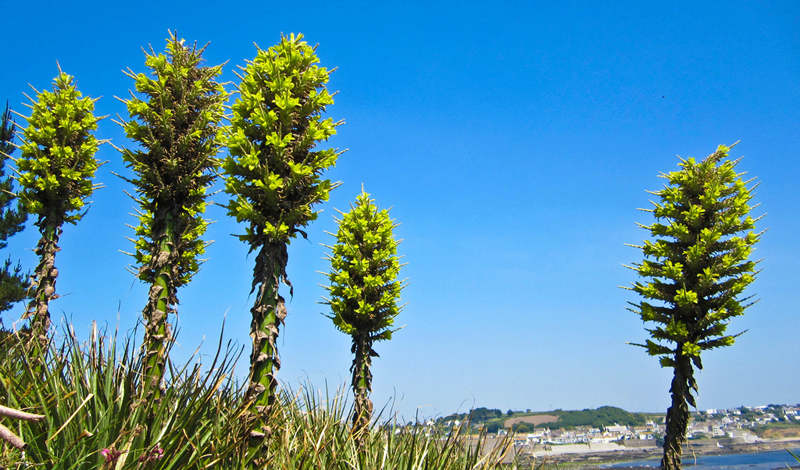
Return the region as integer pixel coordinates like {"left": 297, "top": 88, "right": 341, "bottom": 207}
{"left": 497, "top": 404, "right": 800, "bottom": 444}
{"left": 498, "top": 421, "right": 660, "bottom": 444}
{"left": 705, "top": 405, "right": 800, "bottom": 417}
{"left": 686, "top": 405, "right": 800, "bottom": 441}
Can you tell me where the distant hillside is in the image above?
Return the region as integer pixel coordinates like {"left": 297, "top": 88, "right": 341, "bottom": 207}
{"left": 436, "top": 407, "right": 502, "bottom": 424}
{"left": 505, "top": 414, "right": 559, "bottom": 428}
{"left": 437, "top": 406, "right": 652, "bottom": 431}
{"left": 751, "top": 423, "right": 800, "bottom": 439}
{"left": 540, "top": 406, "right": 649, "bottom": 429}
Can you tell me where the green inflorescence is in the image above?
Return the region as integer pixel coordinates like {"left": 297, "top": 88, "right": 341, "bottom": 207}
{"left": 324, "top": 191, "right": 404, "bottom": 340}
{"left": 15, "top": 71, "right": 101, "bottom": 225}
{"left": 119, "top": 33, "right": 227, "bottom": 287}
{"left": 224, "top": 33, "right": 341, "bottom": 248}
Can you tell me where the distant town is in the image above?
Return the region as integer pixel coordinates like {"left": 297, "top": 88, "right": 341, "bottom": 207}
{"left": 415, "top": 403, "right": 800, "bottom": 446}
{"left": 401, "top": 404, "right": 800, "bottom": 464}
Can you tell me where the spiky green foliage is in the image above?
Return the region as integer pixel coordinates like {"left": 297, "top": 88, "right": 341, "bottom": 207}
{"left": 323, "top": 190, "right": 404, "bottom": 446}
{"left": 0, "top": 103, "right": 28, "bottom": 246}
{"left": 0, "top": 323, "right": 247, "bottom": 469}
{"left": 624, "top": 143, "right": 762, "bottom": 470}
{"left": 0, "top": 102, "right": 15, "bottom": 159}
{"left": 13, "top": 70, "right": 102, "bottom": 343}
{"left": 0, "top": 102, "right": 29, "bottom": 313}
{"left": 117, "top": 32, "right": 227, "bottom": 404}
{"left": 244, "top": 383, "right": 516, "bottom": 469}
{"left": 223, "top": 32, "right": 342, "bottom": 450}
{"left": 790, "top": 449, "right": 800, "bottom": 467}
{"left": 0, "top": 325, "right": 515, "bottom": 469}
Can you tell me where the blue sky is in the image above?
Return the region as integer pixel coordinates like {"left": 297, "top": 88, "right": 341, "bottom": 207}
{"left": 2, "top": 1, "right": 798, "bottom": 420}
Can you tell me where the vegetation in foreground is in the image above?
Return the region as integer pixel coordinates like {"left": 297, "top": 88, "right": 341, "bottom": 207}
{"left": 0, "top": 325, "right": 518, "bottom": 469}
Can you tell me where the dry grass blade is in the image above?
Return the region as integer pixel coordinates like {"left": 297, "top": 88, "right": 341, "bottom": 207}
{"left": 47, "top": 393, "right": 93, "bottom": 442}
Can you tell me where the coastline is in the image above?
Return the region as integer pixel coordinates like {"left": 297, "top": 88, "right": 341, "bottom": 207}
{"left": 519, "top": 439, "right": 800, "bottom": 468}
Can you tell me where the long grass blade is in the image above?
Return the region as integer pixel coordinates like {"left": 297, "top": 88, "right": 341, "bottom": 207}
{"left": 47, "top": 393, "right": 94, "bottom": 442}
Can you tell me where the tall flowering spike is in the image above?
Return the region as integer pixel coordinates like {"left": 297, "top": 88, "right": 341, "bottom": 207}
{"left": 117, "top": 31, "right": 227, "bottom": 404}
{"left": 624, "top": 143, "right": 762, "bottom": 470}
{"left": 323, "top": 190, "right": 404, "bottom": 448}
{"left": 14, "top": 69, "right": 102, "bottom": 344}
{"left": 223, "top": 32, "right": 342, "bottom": 454}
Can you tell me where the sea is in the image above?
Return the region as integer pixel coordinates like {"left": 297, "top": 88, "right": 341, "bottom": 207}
{"left": 605, "top": 448, "right": 800, "bottom": 470}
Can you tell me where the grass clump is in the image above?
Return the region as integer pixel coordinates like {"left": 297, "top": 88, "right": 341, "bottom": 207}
{"left": 0, "top": 322, "right": 246, "bottom": 469}
{"left": 0, "top": 322, "right": 518, "bottom": 469}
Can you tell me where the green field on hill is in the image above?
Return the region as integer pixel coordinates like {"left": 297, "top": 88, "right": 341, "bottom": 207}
{"left": 438, "top": 406, "right": 662, "bottom": 433}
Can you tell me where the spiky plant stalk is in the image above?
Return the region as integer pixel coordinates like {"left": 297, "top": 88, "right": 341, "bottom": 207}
{"left": 12, "top": 69, "right": 102, "bottom": 345}
{"left": 0, "top": 102, "right": 28, "bottom": 313}
{"left": 117, "top": 32, "right": 227, "bottom": 404}
{"left": 323, "top": 190, "right": 405, "bottom": 449}
{"left": 624, "top": 143, "right": 762, "bottom": 470}
{"left": 224, "top": 33, "right": 342, "bottom": 451}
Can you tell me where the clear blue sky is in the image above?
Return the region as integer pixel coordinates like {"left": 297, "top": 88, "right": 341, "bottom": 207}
{"left": 2, "top": 1, "right": 798, "bottom": 421}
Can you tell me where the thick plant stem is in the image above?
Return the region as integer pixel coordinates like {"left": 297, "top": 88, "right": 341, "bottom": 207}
{"left": 141, "top": 211, "right": 178, "bottom": 405}
{"left": 26, "top": 216, "right": 62, "bottom": 347}
{"left": 0, "top": 404, "right": 44, "bottom": 449}
{"left": 662, "top": 354, "right": 693, "bottom": 470}
{"left": 351, "top": 333, "right": 373, "bottom": 449}
{"left": 245, "top": 241, "right": 288, "bottom": 462}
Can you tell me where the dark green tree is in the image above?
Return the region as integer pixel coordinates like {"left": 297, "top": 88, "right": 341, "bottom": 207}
{"left": 117, "top": 32, "right": 227, "bottom": 403}
{"left": 624, "top": 143, "right": 762, "bottom": 470}
{"left": 223, "top": 33, "right": 342, "bottom": 454}
{"left": 0, "top": 102, "right": 28, "bottom": 314}
{"left": 13, "top": 69, "right": 102, "bottom": 344}
{"left": 513, "top": 422, "right": 533, "bottom": 433}
{"left": 323, "top": 190, "right": 405, "bottom": 448}
{"left": 485, "top": 422, "right": 501, "bottom": 434}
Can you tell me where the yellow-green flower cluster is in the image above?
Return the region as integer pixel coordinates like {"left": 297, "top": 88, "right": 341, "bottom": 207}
{"left": 16, "top": 72, "right": 101, "bottom": 224}
{"left": 119, "top": 35, "right": 227, "bottom": 286}
{"left": 325, "top": 192, "right": 403, "bottom": 340}
{"left": 224, "top": 33, "right": 340, "bottom": 246}
{"left": 628, "top": 144, "right": 761, "bottom": 364}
